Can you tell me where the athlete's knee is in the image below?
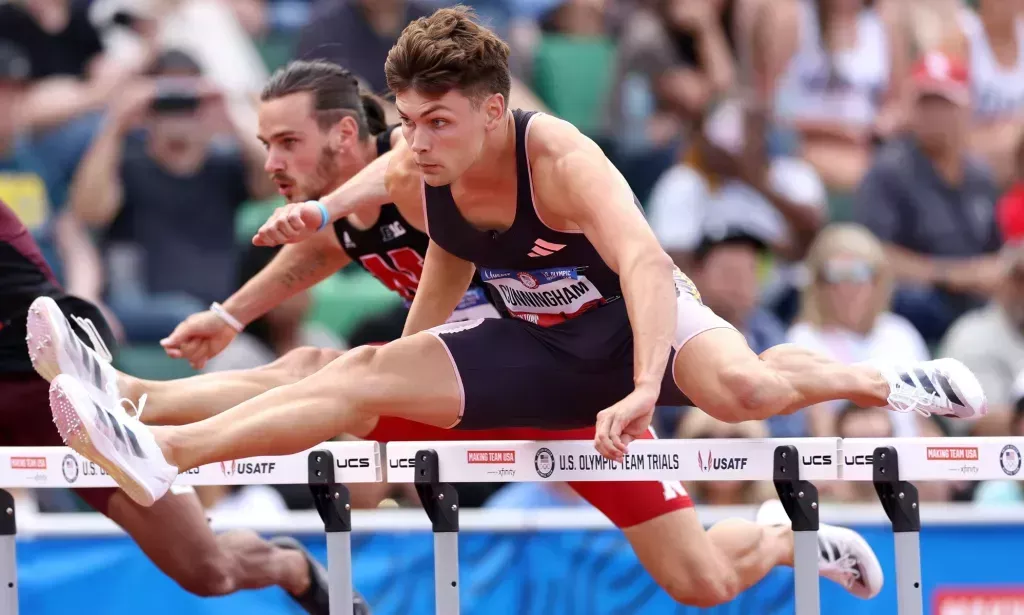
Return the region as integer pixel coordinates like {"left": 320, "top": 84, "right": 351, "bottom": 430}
{"left": 173, "top": 548, "right": 237, "bottom": 597}
{"left": 268, "top": 346, "right": 343, "bottom": 381}
{"left": 712, "top": 364, "right": 790, "bottom": 422}
{"left": 660, "top": 562, "right": 741, "bottom": 607}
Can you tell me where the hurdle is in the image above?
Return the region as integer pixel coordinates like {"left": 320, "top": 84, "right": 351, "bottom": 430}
{"left": 3, "top": 436, "right": 1024, "bottom": 615}
{"left": 0, "top": 442, "right": 382, "bottom": 615}
{"left": 388, "top": 436, "right": 1024, "bottom": 615}
{"left": 388, "top": 438, "right": 840, "bottom": 615}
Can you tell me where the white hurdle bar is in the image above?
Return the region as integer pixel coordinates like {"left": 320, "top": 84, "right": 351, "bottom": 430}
{"left": 387, "top": 436, "right": 1024, "bottom": 615}
{"left": 2, "top": 437, "right": 1023, "bottom": 615}
{"left": 0, "top": 442, "right": 382, "bottom": 615}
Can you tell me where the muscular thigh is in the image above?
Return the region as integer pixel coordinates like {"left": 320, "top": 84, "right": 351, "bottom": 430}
{"left": 105, "top": 489, "right": 221, "bottom": 576}
{"left": 340, "top": 333, "right": 463, "bottom": 429}
{"left": 624, "top": 507, "right": 726, "bottom": 591}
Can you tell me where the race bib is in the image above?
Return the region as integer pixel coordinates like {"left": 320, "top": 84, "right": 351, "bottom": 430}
{"left": 447, "top": 286, "right": 501, "bottom": 323}
{"left": 479, "top": 266, "right": 607, "bottom": 326}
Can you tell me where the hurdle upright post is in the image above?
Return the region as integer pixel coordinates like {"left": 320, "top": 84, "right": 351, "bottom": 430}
{"left": 414, "top": 449, "right": 460, "bottom": 615}
{"left": 308, "top": 450, "right": 354, "bottom": 615}
{"left": 772, "top": 444, "right": 821, "bottom": 615}
{"left": 0, "top": 489, "right": 16, "bottom": 615}
{"left": 872, "top": 445, "right": 923, "bottom": 615}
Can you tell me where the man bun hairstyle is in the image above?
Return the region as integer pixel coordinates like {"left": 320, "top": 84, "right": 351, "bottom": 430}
{"left": 384, "top": 5, "right": 511, "bottom": 105}
{"left": 261, "top": 60, "right": 371, "bottom": 138}
{"left": 359, "top": 91, "right": 389, "bottom": 136}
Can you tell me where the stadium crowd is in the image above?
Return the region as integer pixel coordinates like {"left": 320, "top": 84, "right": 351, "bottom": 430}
{"left": 4, "top": 0, "right": 1024, "bottom": 519}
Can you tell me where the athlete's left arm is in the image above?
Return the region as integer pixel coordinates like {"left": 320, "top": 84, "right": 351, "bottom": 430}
{"left": 531, "top": 117, "right": 677, "bottom": 400}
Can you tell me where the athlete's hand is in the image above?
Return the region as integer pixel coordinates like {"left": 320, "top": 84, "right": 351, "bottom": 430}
{"left": 160, "top": 310, "right": 238, "bottom": 370}
{"left": 253, "top": 201, "right": 326, "bottom": 247}
{"left": 594, "top": 387, "right": 659, "bottom": 462}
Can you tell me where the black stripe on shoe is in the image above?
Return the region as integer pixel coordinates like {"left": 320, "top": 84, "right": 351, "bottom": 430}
{"left": 913, "top": 368, "right": 937, "bottom": 396}
{"left": 933, "top": 372, "right": 965, "bottom": 407}
{"left": 86, "top": 352, "right": 105, "bottom": 391}
{"left": 899, "top": 372, "right": 915, "bottom": 387}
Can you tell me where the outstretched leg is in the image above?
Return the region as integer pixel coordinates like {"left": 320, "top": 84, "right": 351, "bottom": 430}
{"left": 673, "top": 328, "right": 984, "bottom": 423}
{"left": 106, "top": 490, "right": 310, "bottom": 597}
{"left": 153, "top": 333, "right": 459, "bottom": 472}
{"left": 624, "top": 502, "right": 882, "bottom": 606}
{"left": 120, "top": 347, "right": 343, "bottom": 425}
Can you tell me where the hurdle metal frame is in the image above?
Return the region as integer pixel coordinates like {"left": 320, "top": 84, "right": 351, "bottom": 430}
{"left": 873, "top": 446, "right": 923, "bottom": 615}
{"left": 772, "top": 444, "right": 821, "bottom": 615}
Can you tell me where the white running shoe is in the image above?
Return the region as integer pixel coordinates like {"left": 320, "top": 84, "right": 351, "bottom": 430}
{"left": 27, "top": 296, "right": 119, "bottom": 403}
{"left": 873, "top": 358, "right": 987, "bottom": 419}
{"left": 756, "top": 499, "right": 884, "bottom": 600}
{"left": 49, "top": 374, "right": 177, "bottom": 507}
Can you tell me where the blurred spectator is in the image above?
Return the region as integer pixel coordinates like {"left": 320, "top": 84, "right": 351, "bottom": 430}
{"left": 70, "top": 49, "right": 276, "bottom": 342}
{"left": 855, "top": 52, "right": 1002, "bottom": 345}
{"left": 906, "top": 0, "right": 969, "bottom": 58}
{"left": 677, "top": 227, "right": 801, "bottom": 437}
{"left": 643, "top": 0, "right": 828, "bottom": 317}
{"left": 0, "top": 42, "right": 49, "bottom": 235}
{"left": 527, "top": 0, "right": 615, "bottom": 136}
{"left": 939, "top": 242, "right": 1024, "bottom": 416}
{"left": 0, "top": 40, "right": 113, "bottom": 329}
{"left": 204, "top": 243, "right": 347, "bottom": 373}
{"left": 0, "top": 0, "right": 154, "bottom": 131}
{"left": 789, "top": 223, "right": 927, "bottom": 438}
{"left": 675, "top": 411, "right": 775, "bottom": 505}
{"left": 764, "top": 0, "right": 909, "bottom": 193}
{"left": 295, "top": 0, "right": 433, "bottom": 94}
{"left": 997, "top": 136, "right": 1024, "bottom": 241}
{"left": 974, "top": 371, "right": 1024, "bottom": 504}
{"left": 961, "top": 0, "right": 1024, "bottom": 186}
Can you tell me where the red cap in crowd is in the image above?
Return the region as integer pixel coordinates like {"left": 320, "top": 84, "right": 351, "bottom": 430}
{"left": 912, "top": 52, "right": 970, "bottom": 106}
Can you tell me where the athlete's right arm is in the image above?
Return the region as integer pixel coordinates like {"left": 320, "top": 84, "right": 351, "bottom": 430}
{"left": 402, "top": 239, "right": 476, "bottom": 337}
{"left": 162, "top": 228, "right": 350, "bottom": 368}
{"left": 382, "top": 149, "right": 475, "bottom": 335}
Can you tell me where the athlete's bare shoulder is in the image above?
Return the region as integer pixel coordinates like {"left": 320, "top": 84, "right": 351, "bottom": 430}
{"left": 524, "top": 113, "right": 627, "bottom": 225}
{"left": 525, "top": 113, "right": 605, "bottom": 167}
{"left": 384, "top": 141, "right": 427, "bottom": 232}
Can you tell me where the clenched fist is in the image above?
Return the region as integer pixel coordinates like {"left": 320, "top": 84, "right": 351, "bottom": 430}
{"left": 253, "top": 200, "right": 327, "bottom": 247}
{"left": 160, "top": 310, "right": 239, "bottom": 370}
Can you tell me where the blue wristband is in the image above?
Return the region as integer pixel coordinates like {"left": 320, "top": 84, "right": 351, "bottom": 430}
{"left": 315, "top": 201, "right": 329, "bottom": 231}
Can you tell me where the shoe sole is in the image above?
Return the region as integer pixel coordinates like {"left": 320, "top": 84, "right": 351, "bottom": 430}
{"left": 27, "top": 296, "right": 69, "bottom": 383}
{"left": 49, "top": 377, "right": 157, "bottom": 507}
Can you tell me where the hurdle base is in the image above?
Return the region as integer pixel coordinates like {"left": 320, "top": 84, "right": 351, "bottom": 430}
{"left": 308, "top": 451, "right": 353, "bottom": 615}
{"left": 773, "top": 445, "right": 821, "bottom": 615}
{"left": 0, "top": 489, "right": 18, "bottom": 615}
{"left": 415, "top": 449, "right": 460, "bottom": 615}
{"left": 873, "top": 446, "right": 923, "bottom": 615}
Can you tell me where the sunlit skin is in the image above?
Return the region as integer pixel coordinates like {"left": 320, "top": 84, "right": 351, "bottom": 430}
{"left": 257, "top": 92, "right": 375, "bottom": 204}
{"left": 394, "top": 88, "right": 505, "bottom": 188}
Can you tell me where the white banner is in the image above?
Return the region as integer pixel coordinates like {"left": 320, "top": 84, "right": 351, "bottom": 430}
{"left": 841, "top": 437, "right": 1024, "bottom": 482}
{"left": 0, "top": 441, "right": 381, "bottom": 489}
{"left": 384, "top": 438, "right": 841, "bottom": 483}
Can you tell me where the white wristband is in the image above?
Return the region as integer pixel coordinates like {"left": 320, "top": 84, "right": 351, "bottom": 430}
{"left": 210, "top": 302, "right": 244, "bottom": 333}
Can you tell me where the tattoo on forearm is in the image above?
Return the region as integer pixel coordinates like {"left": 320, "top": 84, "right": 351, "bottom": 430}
{"left": 280, "top": 250, "right": 329, "bottom": 289}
